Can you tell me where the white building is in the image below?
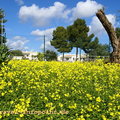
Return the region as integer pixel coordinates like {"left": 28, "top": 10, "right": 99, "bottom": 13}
{"left": 12, "top": 56, "right": 23, "bottom": 60}
{"left": 22, "top": 51, "right": 38, "bottom": 60}
{"left": 12, "top": 51, "right": 38, "bottom": 60}
{"left": 12, "top": 51, "right": 88, "bottom": 62}
{"left": 57, "top": 54, "right": 88, "bottom": 62}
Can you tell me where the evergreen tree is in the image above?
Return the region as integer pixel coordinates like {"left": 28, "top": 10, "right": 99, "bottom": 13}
{"left": 82, "top": 36, "right": 109, "bottom": 58}
{"left": 51, "top": 27, "right": 72, "bottom": 61}
{"left": 83, "top": 37, "right": 99, "bottom": 54}
{"left": 0, "top": 9, "right": 7, "bottom": 44}
{"left": 0, "top": 8, "right": 9, "bottom": 66}
{"left": 89, "top": 44, "right": 109, "bottom": 57}
{"left": 67, "top": 18, "right": 89, "bottom": 61}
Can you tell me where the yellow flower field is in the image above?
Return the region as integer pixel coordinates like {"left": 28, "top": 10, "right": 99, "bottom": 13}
{"left": 0, "top": 60, "right": 120, "bottom": 120}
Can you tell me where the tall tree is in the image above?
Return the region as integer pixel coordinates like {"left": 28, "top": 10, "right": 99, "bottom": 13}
{"left": 0, "top": 9, "right": 9, "bottom": 66}
{"left": 96, "top": 9, "right": 120, "bottom": 63}
{"left": 51, "top": 27, "right": 72, "bottom": 61}
{"left": 67, "top": 18, "right": 89, "bottom": 61}
{"left": 0, "top": 9, "right": 7, "bottom": 44}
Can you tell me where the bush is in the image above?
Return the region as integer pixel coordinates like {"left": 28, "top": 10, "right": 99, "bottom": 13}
{"left": 0, "top": 45, "right": 10, "bottom": 68}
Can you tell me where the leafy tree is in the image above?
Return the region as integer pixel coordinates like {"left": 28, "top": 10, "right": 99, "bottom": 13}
{"left": 67, "top": 18, "right": 100, "bottom": 61}
{"left": 10, "top": 50, "right": 24, "bottom": 56}
{"left": 0, "top": 9, "right": 9, "bottom": 66}
{"left": 67, "top": 18, "right": 89, "bottom": 61}
{"left": 82, "top": 36, "right": 109, "bottom": 58}
{"left": 37, "top": 52, "right": 44, "bottom": 61}
{"left": 45, "top": 50, "right": 57, "bottom": 61}
{"left": 51, "top": 26, "right": 72, "bottom": 61}
{"left": 82, "top": 37, "right": 99, "bottom": 54}
{"left": 89, "top": 44, "right": 109, "bottom": 57}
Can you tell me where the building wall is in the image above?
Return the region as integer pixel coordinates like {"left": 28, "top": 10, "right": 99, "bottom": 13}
{"left": 12, "top": 51, "right": 38, "bottom": 60}
{"left": 57, "top": 54, "right": 87, "bottom": 62}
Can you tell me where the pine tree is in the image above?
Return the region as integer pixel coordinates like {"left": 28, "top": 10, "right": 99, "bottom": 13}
{"left": 0, "top": 9, "right": 9, "bottom": 66}
{"left": 51, "top": 26, "right": 72, "bottom": 61}
{"left": 0, "top": 8, "right": 7, "bottom": 45}
{"left": 67, "top": 18, "right": 89, "bottom": 61}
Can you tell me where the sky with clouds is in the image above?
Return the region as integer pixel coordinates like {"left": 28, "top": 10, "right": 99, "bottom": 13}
{"left": 0, "top": 0, "right": 120, "bottom": 53}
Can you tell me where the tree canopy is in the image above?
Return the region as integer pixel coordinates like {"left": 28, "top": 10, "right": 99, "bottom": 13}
{"left": 10, "top": 50, "right": 24, "bottom": 56}
{"left": 51, "top": 26, "right": 72, "bottom": 61}
{"left": 50, "top": 18, "right": 110, "bottom": 61}
{"left": 45, "top": 50, "right": 57, "bottom": 61}
{"left": 67, "top": 18, "right": 89, "bottom": 60}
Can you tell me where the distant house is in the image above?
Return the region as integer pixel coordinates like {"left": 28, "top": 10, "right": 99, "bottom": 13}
{"left": 57, "top": 54, "right": 88, "bottom": 62}
{"left": 12, "top": 51, "right": 88, "bottom": 62}
{"left": 22, "top": 51, "right": 38, "bottom": 60}
{"left": 12, "top": 51, "right": 38, "bottom": 60}
{"left": 12, "top": 56, "right": 23, "bottom": 60}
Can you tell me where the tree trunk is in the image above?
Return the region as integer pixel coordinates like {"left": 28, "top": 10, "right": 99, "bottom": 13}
{"left": 76, "top": 47, "right": 78, "bottom": 61}
{"left": 96, "top": 9, "right": 120, "bottom": 63}
{"left": 62, "top": 52, "right": 64, "bottom": 61}
{"left": 79, "top": 48, "right": 81, "bottom": 61}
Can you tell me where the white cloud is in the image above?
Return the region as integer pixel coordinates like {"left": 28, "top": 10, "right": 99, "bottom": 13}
{"left": 40, "top": 41, "right": 56, "bottom": 51}
{"left": 89, "top": 14, "right": 116, "bottom": 36}
{"left": 71, "top": 0, "right": 103, "bottom": 20}
{"left": 7, "top": 36, "right": 29, "bottom": 50}
{"left": 31, "top": 28, "right": 56, "bottom": 51}
{"left": 18, "top": 1, "right": 105, "bottom": 26}
{"left": 15, "top": 0, "right": 24, "bottom": 5}
{"left": 31, "top": 28, "right": 55, "bottom": 40}
{"left": 19, "top": 2, "right": 70, "bottom": 26}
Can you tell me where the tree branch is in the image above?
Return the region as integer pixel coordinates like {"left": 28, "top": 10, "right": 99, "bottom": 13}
{"left": 96, "top": 9, "right": 118, "bottom": 50}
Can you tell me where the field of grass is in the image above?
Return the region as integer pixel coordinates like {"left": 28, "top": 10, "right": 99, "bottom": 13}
{"left": 0, "top": 60, "right": 120, "bottom": 120}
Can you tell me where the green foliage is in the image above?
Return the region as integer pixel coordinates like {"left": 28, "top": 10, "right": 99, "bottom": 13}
{"left": 51, "top": 18, "right": 110, "bottom": 60}
{"left": 89, "top": 44, "right": 109, "bottom": 57}
{"left": 0, "top": 9, "right": 7, "bottom": 45}
{"left": 67, "top": 18, "right": 89, "bottom": 48}
{"left": 83, "top": 37, "right": 99, "bottom": 53}
{"left": 0, "top": 45, "right": 10, "bottom": 67}
{"left": 10, "top": 50, "right": 24, "bottom": 57}
{"left": 67, "top": 18, "right": 99, "bottom": 60}
{"left": 45, "top": 50, "right": 57, "bottom": 61}
{"left": 51, "top": 26, "right": 72, "bottom": 53}
{"left": 37, "top": 52, "right": 44, "bottom": 61}
{"left": 0, "top": 9, "right": 9, "bottom": 66}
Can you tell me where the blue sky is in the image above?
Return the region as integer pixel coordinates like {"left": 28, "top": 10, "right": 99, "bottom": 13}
{"left": 0, "top": 0, "right": 120, "bottom": 54}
